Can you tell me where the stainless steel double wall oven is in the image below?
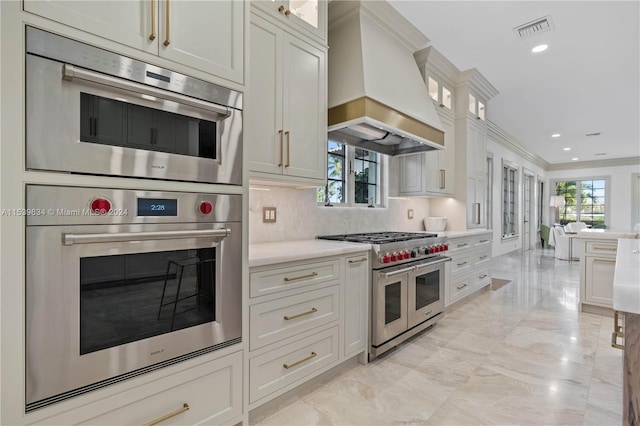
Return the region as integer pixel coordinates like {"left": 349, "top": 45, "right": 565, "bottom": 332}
{"left": 24, "top": 28, "right": 244, "bottom": 411}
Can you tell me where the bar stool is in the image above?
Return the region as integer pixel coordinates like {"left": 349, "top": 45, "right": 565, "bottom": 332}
{"left": 157, "top": 255, "right": 214, "bottom": 331}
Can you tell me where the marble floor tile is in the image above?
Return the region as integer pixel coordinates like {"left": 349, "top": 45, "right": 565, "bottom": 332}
{"left": 252, "top": 247, "right": 623, "bottom": 426}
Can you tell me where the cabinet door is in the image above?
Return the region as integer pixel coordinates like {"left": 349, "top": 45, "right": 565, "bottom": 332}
{"left": 24, "top": 0, "right": 157, "bottom": 54}
{"left": 399, "top": 154, "right": 424, "bottom": 194}
{"left": 584, "top": 256, "right": 615, "bottom": 307}
{"left": 159, "top": 0, "right": 244, "bottom": 84}
{"left": 466, "top": 119, "right": 487, "bottom": 179}
{"left": 439, "top": 114, "right": 456, "bottom": 194}
{"left": 344, "top": 255, "right": 368, "bottom": 358}
{"left": 467, "top": 177, "right": 486, "bottom": 228}
{"left": 282, "top": 34, "right": 326, "bottom": 181}
{"left": 247, "top": 15, "right": 284, "bottom": 175}
{"left": 252, "top": 0, "right": 327, "bottom": 43}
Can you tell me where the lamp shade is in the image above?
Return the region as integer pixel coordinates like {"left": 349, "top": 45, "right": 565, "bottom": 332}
{"left": 550, "top": 195, "right": 566, "bottom": 207}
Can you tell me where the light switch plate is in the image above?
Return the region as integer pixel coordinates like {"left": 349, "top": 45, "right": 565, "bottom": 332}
{"left": 408, "top": 209, "right": 414, "bottom": 219}
{"left": 263, "top": 207, "right": 277, "bottom": 223}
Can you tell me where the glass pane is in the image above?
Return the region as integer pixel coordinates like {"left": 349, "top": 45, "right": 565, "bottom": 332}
{"left": 415, "top": 270, "right": 439, "bottom": 310}
{"left": 289, "top": 0, "right": 318, "bottom": 28}
{"left": 80, "top": 248, "right": 216, "bottom": 355}
{"left": 478, "top": 101, "right": 485, "bottom": 120}
{"left": 385, "top": 282, "right": 402, "bottom": 324}
{"left": 468, "top": 94, "right": 476, "bottom": 114}
{"left": 428, "top": 77, "right": 439, "bottom": 101}
{"left": 328, "top": 154, "right": 344, "bottom": 180}
{"left": 326, "top": 180, "right": 344, "bottom": 203}
{"left": 442, "top": 86, "right": 452, "bottom": 109}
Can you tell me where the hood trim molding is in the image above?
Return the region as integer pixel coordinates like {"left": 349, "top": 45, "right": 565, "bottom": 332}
{"left": 328, "top": 97, "right": 444, "bottom": 147}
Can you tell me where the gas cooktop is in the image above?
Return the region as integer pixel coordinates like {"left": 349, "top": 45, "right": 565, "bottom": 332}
{"left": 318, "top": 231, "right": 438, "bottom": 244}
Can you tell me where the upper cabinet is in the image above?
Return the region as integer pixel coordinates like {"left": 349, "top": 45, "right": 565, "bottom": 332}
{"left": 23, "top": 0, "right": 244, "bottom": 84}
{"left": 251, "top": 0, "right": 327, "bottom": 44}
{"left": 246, "top": 12, "right": 327, "bottom": 185}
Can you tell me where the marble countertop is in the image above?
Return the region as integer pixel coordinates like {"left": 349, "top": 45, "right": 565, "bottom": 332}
{"left": 577, "top": 229, "right": 639, "bottom": 240}
{"left": 249, "top": 239, "right": 371, "bottom": 268}
{"left": 613, "top": 239, "right": 640, "bottom": 314}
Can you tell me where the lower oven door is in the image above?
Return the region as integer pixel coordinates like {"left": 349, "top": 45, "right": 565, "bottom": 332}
{"left": 408, "top": 258, "right": 448, "bottom": 329}
{"left": 25, "top": 222, "right": 241, "bottom": 410}
{"left": 372, "top": 267, "right": 410, "bottom": 347}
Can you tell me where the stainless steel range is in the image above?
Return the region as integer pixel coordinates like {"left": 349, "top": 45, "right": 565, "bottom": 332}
{"left": 318, "top": 232, "right": 450, "bottom": 359}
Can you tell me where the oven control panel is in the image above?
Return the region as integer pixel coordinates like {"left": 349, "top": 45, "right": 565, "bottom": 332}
{"left": 377, "top": 243, "right": 449, "bottom": 265}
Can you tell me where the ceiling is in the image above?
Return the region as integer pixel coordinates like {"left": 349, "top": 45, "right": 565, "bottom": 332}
{"left": 387, "top": 1, "right": 640, "bottom": 166}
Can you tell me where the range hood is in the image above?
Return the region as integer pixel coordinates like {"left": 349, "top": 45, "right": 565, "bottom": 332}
{"left": 327, "top": 1, "right": 444, "bottom": 156}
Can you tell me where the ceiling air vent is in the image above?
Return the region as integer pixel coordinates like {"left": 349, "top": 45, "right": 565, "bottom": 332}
{"left": 514, "top": 16, "right": 554, "bottom": 39}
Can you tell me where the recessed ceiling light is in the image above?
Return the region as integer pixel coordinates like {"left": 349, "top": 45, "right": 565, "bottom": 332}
{"left": 571, "top": 157, "right": 579, "bottom": 161}
{"left": 532, "top": 44, "right": 548, "bottom": 53}
{"left": 551, "top": 133, "right": 561, "bottom": 138}
{"left": 563, "top": 147, "right": 571, "bottom": 151}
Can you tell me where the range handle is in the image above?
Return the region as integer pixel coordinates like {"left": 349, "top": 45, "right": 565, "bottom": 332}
{"left": 62, "top": 228, "right": 230, "bottom": 246}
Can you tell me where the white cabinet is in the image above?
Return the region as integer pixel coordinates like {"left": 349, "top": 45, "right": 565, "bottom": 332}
{"left": 466, "top": 118, "right": 487, "bottom": 179}
{"left": 23, "top": 0, "right": 244, "bottom": 84}
{"left": 248, "top": 251, "right": 368, "bottom": 408}
{"left": 252, "top": 0, "right": 327, "bottom": 43}
{"left": 580, "top": 239, "right": 618, "bottom": 312}
{"left": 445, "top": 232, "right": 492, "bottom": 307}
{"left": 247, "top": 13, "right": 327, "bottom": 185}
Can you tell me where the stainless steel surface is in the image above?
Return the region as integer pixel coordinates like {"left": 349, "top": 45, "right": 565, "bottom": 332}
{"left": 25, "top": 186, "right": 242, "bottom": 409}
{"left": 26, "top": 27, "right": 242, "bottom": 185}
{"left": 369, "top": 312, "right": 443, "bottom": 359}
{"left": 62, "top": 228, "right": 230, "bottom": 246}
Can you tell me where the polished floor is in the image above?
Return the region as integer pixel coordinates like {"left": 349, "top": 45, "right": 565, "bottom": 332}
{"left": 254, "top": 247, "right": 623, "bottom": 425}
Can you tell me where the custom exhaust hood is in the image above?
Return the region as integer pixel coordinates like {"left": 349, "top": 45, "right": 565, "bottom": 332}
{"left": 327, "top": 1, "right": 444, "bottom": 157}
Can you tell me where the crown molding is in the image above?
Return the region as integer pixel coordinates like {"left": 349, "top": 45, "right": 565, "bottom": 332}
{"left": 457, "top": 68, "right": 499, "bottom": 101}
{"left": 547, "top": 157, "right": 640, "bottom": 171}
{"left": 414, "top": 46, "right": 460, "bottom": 86}
{"left": 487, "top": 120, "right": 550, "bottom": 170}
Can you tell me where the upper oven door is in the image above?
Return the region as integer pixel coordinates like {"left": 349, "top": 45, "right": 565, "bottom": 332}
{"left": 25, "top": 220, "right": 241, "bottom": 408}
{"left": 407, "top": 258, "right": 447, "bottom": 329}
{"left": 26, "top": 53, "right": 242, "bottom": 184}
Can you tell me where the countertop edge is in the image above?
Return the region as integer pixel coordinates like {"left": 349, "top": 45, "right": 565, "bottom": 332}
{"left": 249, "top": 240, "right": 371, "bottom": 268}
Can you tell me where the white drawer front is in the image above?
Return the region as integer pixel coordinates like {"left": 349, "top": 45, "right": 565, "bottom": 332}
{"left": 449, "top": 275, "right": 472, "bottom": 304}
{"left": 447, "top": 238, "right": 473, "bottom": 255}
{"left": 473, "top": 268, "right": 491, "bottom": 287}
{"left": 450, "top": 255, "right": 473, "bottom": 275}
{"left": 585, "top": 241, "right": 617, "bottom": 256}
{"left": 474, "top": 235, "right": 492, "bottom": 247}
{"left": 475, "top": 252, "right": 492, "bottom": 267}
{"left": 56, "top": 351, "right": 243, "bottom": 426}
{"left": 250, "top": 286, "right": 340, "bottom": 351}
{"left": 250, "top": 259, "right": 341, "bottom": 298}
{"left": 249, "top": 326, "right": 339, "bottom": 403}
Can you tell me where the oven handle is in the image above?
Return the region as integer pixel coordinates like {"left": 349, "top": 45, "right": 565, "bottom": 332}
{"left": 414, "top": 257, "right": 452, "bottom": 269}
{"left": 62, "top": 228, "right": 230, "bottom": 246}
{"left": 381, "top": 266, "right": 416, "bottom": 278}
{"left": 62, "top": 64, "right": 231, "bottom": 118}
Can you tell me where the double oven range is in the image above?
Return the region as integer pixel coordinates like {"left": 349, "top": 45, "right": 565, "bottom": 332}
{"left": 24, "top": 28, "right": 243, "bottom": 410}
{"left": 319, "top": 232, "right": 450, "bottom": 359}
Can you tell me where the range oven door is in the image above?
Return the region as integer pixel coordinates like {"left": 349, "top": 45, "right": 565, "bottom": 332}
{"left": 25, "top": 221, "right": 241, "bottom": 411}
{"left": 26, "top": 27, "right": 242, "bottom": 184}
{"left": 372, "top": 266, "right": 410, "bottom": 347}
{"left": 408, "top": 258, "right": 447, "bottom": 329}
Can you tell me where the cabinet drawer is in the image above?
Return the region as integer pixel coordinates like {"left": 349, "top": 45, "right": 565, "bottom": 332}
{"left": 249, "top": 326, "right": 339, "bottom": 403}
{"left": 474, "top": 235, "right": 492, "bottom": 247}
{"left": 450, "top": 255, "right": 473, "bottom": 275}
{"left": 449, "top": 275, "right": 472, "bottom": 303}
{"left": 40, "top": 351, "right": 243, "bottom": 426}
{"left": 250, "top": 286, "right": 340, "bottom": 350}
{"left": 447, "top": 239, "right": 473, "bottom": 255}
{"left": 473, "top": 268, "right": 491, "bottom": 287}
{"left": 250, "top": 259, "right": 341, "bottom": 298}
{"left": 585, "top": 241, "right": 618, "bottom": 256}
{"left": 475, "top": 251, "right": 492, "bottom": 267}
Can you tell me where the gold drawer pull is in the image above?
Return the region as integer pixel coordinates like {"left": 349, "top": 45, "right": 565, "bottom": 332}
{"left": 457, "top": 243, "right": 469, "bottom": 247}
{"left": 479, "top": 255, "right": 488, "bottom": 259}
{"left": 594, "top": 258, "right": 616, "bottom": 263}
{"left": 593, "top": 246, "right": 616, "bottom": 251}
{"left": 284, "top": 272, "right": 318, "bottom": 282}
{"left": 143, "top": 403, "right": 189, "bottom": 426}
{"left": 456, "top": 283, "right": 468, "bottom": 290}
{"left": 478, "top": 274, "right": 488, "bottom": 279}
{"left": 479, "top": 239, "right": 489, "bottom": 243}
{"left": 456, "top": 261, "right": 468, "bottom": 266}
{"left": 348, "top": 257, "right": 368, "bottom": 264}
{"left": 283, "top": 352, "right": 317, "bottom": 369}
{"left": 284, "top": 307, "right": 317, "bottom": 321}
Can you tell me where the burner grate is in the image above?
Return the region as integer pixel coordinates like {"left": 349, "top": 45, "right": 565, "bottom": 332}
{"left": 318, "top": 232, "right": 437, "bottom": 244}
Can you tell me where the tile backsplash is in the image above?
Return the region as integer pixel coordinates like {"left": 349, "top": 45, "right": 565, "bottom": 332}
{"left": 249, "top": 186, "right": 431, "bottom": 244}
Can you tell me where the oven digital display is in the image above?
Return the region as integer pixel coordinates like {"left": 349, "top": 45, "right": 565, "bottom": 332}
{"left": 137, "top": 198, "right": 178, "bottom": 216}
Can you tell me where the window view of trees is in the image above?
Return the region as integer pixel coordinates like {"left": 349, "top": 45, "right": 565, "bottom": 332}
{"left": 555, "top": 179, "right": 606, "bottom": 228}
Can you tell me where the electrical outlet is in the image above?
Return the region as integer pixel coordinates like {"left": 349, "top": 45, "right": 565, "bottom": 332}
{"left": 263, "top": 207, "right": 277, "bottom": 223}
{"left": 408, "top": 209, "right": 414, "bottom": 219}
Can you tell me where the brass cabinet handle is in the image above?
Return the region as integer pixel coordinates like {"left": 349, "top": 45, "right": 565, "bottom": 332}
{"left": 593, "top": 246, "right": 616, "bottom": 251}
{"left": 348, "top": 257, "right": 368, "bottom": 264}
{"left": 479, "top": 274, "right": 488, "bottom": 279}
{"left": 143, "top": 403, "right": 189, "bottom": 426}
{"left": 284, "top": 271, "right": 318, "bottom": 282}
{"left": 479, "top": 239, "right": 489, "bottom": 243}
{"left": 479, "top": 255, "right": 488, "bottom": 259}
{"left": 285, "top": 131, "right": 290, "bottom": 167}
{"left": 594, "top": 258, "right": 616, "bottom": 263}
{"left": 284, "top": 307, "right": 318, "bottom": 321}
{"left": 456, "top": 283, "right": 468, "bottom": 290}
{"left": 278, "top": 5, "right": 285, "bottom": 13}
{"left": 475, "top": 203, "right": 481, "bottom": 224}
{"left": 456, "top": 261, "right": 468, "bottom": 266}
{"left": 283, "top": 352, "right": 316, "bottom": 369}
{"left": 439, "top": 169, "right": 445, "bottom": 189}
{"left": 163, "top": 0, "right": 171, "bottom": 46}
{"left": 457, "top": 243, "right": 469, "bottom": 248}
{"left": 284, "top": 9, "right": 291, "bottom": 16}
{"left": 149, "top": 0, "right": 156, "bottom": 40}
{"left": 278, "top": 130, "right": 284, "bottom": 167}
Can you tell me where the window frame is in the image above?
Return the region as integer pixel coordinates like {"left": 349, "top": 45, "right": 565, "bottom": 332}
{"left": 551, "top": 176, "right": 610, "bottom": 228}
{"left": 501, "top": 159, "right": 519, "bottom": 240}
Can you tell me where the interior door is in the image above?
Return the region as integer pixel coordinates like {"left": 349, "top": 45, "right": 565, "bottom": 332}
{"left": 523, "top": 173, "right": 533, "bottom": 251}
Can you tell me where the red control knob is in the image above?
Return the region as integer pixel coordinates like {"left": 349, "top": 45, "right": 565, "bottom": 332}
{"left": 382, "top": 254, "right": 391, "bottom": 264}
{"left": 90, "top": 198, "right": 111, "bottom": 214}
{"left": 429, "top": 246, "right": 435, "bottom": 254}
{"left": 390, "top": 252, "right": 398, "bottom": 262}
{"left": 404, "top": 251, "right": 411, "bottom": 259}
{"left": 444, "top": 244, "right": 449, "bottom": 251}
{"left": 438, "top": 245, "right": 444, "bottom": 252}
{"left": 199, "top": 201, "right": 213, "bottom": 215}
